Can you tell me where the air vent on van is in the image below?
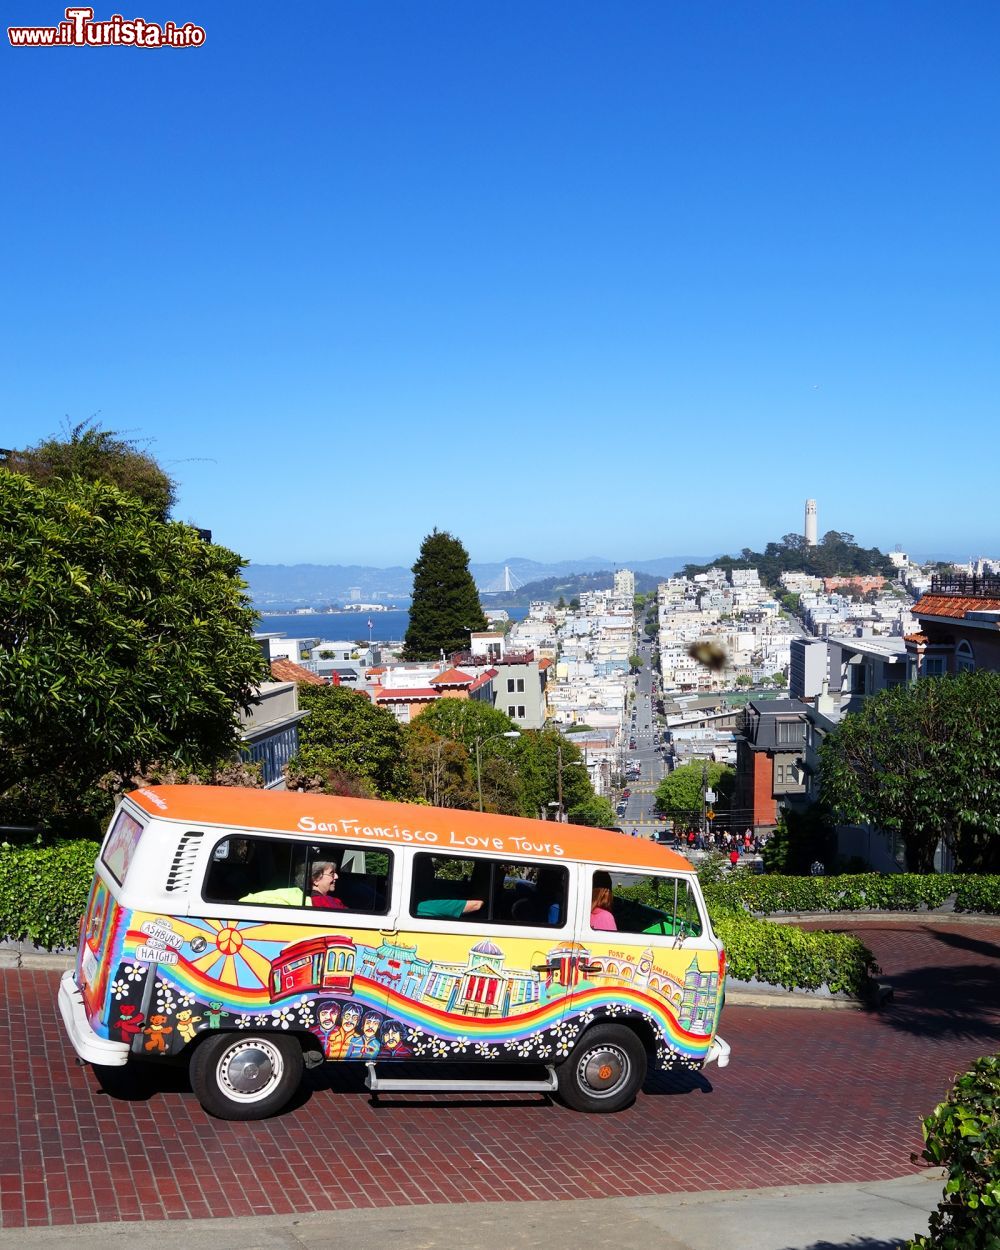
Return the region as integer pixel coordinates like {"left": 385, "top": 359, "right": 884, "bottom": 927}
{"left": 166, "top": 831, "right": 204, "bottom": 892}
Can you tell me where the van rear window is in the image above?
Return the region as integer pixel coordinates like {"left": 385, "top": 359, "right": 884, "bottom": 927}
{"left": 101, "top": 810, "right": 146, "bottom": 886}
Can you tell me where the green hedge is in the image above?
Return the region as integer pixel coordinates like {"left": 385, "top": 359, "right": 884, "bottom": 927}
{"left": 0, "top": 840, "right": 99, "bottom": 949}
{"left": 715, "top": 914, "right": 878, "bottom": 996}
{"left": 909, "top": 1054, "right": 1000, "bottom": 1250}
{"left": 616, "top": 875, "right": 879, "bottom": 996}
{"left": 706, "top": 873, "right": 1000, "bottom": 916}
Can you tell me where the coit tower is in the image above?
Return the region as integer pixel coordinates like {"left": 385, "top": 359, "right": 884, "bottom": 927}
{"left": 804, "top": 499, "right": 818, "bottom": 546}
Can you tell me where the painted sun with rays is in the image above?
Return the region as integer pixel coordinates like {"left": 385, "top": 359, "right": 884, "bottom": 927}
{"left": 164, "top": 917, "right": 319, "bottom": 992}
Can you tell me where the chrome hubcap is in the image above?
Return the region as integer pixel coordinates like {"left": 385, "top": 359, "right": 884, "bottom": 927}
{"left": 578, "top": 1044, "right": 630, "bottom": 1097}
{"left": 217, "top": 1040, "right": 283, "bottom": 1103}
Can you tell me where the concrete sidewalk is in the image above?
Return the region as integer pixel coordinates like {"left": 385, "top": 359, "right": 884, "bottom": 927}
{"left": 0, "top": 1172, "right": 944, "bottom": 1250}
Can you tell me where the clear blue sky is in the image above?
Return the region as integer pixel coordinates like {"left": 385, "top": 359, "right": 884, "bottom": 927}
{"left": 3, "top": 1, "right": 997, "bottom": 567}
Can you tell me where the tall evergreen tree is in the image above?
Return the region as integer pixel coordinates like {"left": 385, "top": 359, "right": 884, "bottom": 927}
{"left": 402, "top": 529, "right": 487, "bottom": 660}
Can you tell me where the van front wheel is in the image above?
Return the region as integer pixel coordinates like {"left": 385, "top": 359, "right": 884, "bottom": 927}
{"left": 189, "top": 1033, "right": 304, "bottom": 1120}
{"left": 556, "top": 1024, "right": 646, "bottom": 1114}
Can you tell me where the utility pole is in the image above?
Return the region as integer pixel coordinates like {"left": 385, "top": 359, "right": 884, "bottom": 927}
{"left": 557, "top": 742, "right": 564, "bottom": 822}
{"left": 700, "top": 760, "right": 708, "bottom": 839}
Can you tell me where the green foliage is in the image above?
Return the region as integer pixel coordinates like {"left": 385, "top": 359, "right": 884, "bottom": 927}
{"left": 713, "top": 913, "right": 878, "bottom": 995}
{"left": 0, "top": 473, "right": 267, "bottom": 834}
{"left": 820, "top": 672, "right": 1000, "bottom": 873}
{"left": 704, "top": 872, "right": 1000, "bottom": 915}
{"left": 0, "top": 840, "right": 99, "bottom": 949}
{"left": 3, "top": 420, "right": 176, "bottom": 519}
{"left": 415, "top": 699, "right": 517, "bottom": 753}
{"left": 654, "top": 762, "right": 735, "bottom": 822}
{"left": 402, "top": 530, "right": 488, "bottom": 661}
{"left": 953, "top": 876, "right": 1000, "bottom": 914}
{"left": 403, "top": 720, "right": 477, "bottom": 809}
{"left": 683, "top": 531, "right": 894, "bottom": 587}
{"left": 566, "top": 795, "right": 617, "bottom": 828}
{"left": 617, "top": 868, "right": 878, "bottom": 993}
{"left": 908, "top": 1055, "right": 1000, "bottom": 1250}
{"left": 628, "top": 653, "right": 644, "bottom": 670}
{"left": 513, "top": 729, "right": 592, "bottom": 819}
{"left": 289, "top": 685, "right": 413, "bottom": 799}
{"left": 762, "top": 805, "right": 836, "bottom": 875}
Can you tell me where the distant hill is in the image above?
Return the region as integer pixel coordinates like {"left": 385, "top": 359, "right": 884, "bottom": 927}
{"left": 245, "top": 555, "right": 712, "bottom": 609}
{"left": 483, "top": 569, "right": 665, "bottom": 608}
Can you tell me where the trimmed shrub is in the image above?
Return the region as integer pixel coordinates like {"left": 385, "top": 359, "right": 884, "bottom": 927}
{"left": 714, "top": 914, "right": 878, "bottom": 997}
{"left": 908, "top": 1054, "right": 1000, "bottom": 1250}
{"left": 706, "top": 873, "right": 1000, "bottom": 916}
{"left": 0, "top": 840, "right": 98, "bottom": 949}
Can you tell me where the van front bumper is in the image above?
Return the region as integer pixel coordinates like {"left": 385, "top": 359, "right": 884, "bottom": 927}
{"left": 703, "top": 1034, "right": 731, "bottom": 1069}
{"left": 58, "top": 970, "right": 130, "bottom": 1067}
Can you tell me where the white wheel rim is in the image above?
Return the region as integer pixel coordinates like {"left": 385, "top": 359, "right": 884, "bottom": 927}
{"left": 215, "top": 1038, "right": 285, "bottom": 1104}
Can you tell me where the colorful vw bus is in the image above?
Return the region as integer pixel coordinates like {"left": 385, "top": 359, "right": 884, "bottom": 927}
{"left": 59, "top": 786, "right": 730, "bottom": 1119}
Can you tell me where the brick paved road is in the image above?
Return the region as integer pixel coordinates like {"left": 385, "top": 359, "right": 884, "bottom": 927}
{"left": 2, "top": 919, "right": 997, "bottom": 1229}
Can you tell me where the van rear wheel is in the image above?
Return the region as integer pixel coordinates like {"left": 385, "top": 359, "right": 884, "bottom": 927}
{"left": 189, "top": 1032, "right": 303, "bottom": 1120}
{"left": 556, "top": 1023, "right": 646, "bottom": 1114}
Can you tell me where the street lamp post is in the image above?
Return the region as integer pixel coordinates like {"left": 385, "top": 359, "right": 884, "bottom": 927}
{"left": 475, "top": 730, "right": 521, "bottom": 813}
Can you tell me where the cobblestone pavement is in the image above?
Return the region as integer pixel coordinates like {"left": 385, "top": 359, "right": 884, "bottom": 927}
{"left": 2, "top": 919, "right": 997, "bottom": 1229}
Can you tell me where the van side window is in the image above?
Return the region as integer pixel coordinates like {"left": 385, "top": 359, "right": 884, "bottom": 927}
{"left": 590, "top": 870, "right": 703, "bottom": 938}
{"left": 202, "top": 836, "right": 392, "bottom": 915}
{"left": 409, "top": 853, "right": 568, "bottom": 927}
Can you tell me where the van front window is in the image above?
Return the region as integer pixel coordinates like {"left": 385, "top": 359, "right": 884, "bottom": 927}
{"left": 590, "top": 870, "right": 703, "bottom": 938}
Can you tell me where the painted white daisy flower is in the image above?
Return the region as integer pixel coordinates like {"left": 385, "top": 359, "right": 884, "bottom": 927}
{"left": 450, "top": 1037, "right": 469, "bottom": 1053}
{"left": 124, "top": 964, "right": 146, "bottom": 982}
{"left": 271, "top": 1008, "right": 294, "bottom": 1030}
{"left": 236, "top": 1014, "right": 253, "bottom": 1029}
{"left": 110, "top": 979, "right": 128, "bottom": 1000}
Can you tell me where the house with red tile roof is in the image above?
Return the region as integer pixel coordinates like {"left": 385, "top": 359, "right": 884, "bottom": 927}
{"left": 908, "top": 575, "right": 1000, "bottom": 677}
{"left": 270, "top": 657, "right": 326, "bottom": 686}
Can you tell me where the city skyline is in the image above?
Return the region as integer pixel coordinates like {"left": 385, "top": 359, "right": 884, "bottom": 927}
{"left": 4, "top": 3, "right": 998, "bottom": 565}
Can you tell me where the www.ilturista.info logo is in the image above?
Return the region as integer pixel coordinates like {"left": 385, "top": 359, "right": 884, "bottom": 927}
{"left": 8, "top": 6, "right": 205, "bottom": 47}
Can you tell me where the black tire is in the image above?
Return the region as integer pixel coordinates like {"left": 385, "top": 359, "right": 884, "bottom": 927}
{"left": 189, "top": 1032, "right": 304, "bottom": 1120}
{"left": 556, "top": 1023, "right": 647, "bottom": 1114}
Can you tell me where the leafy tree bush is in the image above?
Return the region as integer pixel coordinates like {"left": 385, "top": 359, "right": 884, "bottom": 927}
{"left": 0, "top": 474, "right": 267, "bottom": 834}
{"left": 414, "top": 699, "right": 518, "bottom": 753}
{"left": 654, "top": 762, "right": 735, "bottom": 824}
{"left": 288, "top": 685, "right": 413, "bottom": 799}
{"left": 821, "top": 672, "right": 1000, "bottom": 873}
{"left": 908, "top": 1055, "right": 1000, "bottom": 1250}
{"left": 404, "top": 720, "right": 477, "bottom": 809}
{"left": 402, "top": 530, "right": 487, "bottom": 660}
{"left": 0, "top": 840, "right": 100, "bottom": 948}
{"left": 566, "top": 795, "right": 617, "bottom": 828}
{"left": 3, "top": 420, "right": 176, "bottom": 519}
{"left": 762, "top": 805, "right": 836, "bottom": 875}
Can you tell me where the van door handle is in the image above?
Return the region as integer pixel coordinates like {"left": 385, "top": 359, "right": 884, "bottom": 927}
{"left": 578, "top": 962, "right": 602, "bottom": 974}
{"left": 532, "top": 963, "right": 559, "bottom": 973}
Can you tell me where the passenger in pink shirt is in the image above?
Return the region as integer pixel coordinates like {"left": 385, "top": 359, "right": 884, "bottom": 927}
{"left": 590, "top": 870, "right": 618, "bottom": 931}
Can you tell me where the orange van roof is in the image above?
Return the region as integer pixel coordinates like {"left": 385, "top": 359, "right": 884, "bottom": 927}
{"left": 126, "top": 786, "right": 694, "bottom": 874}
